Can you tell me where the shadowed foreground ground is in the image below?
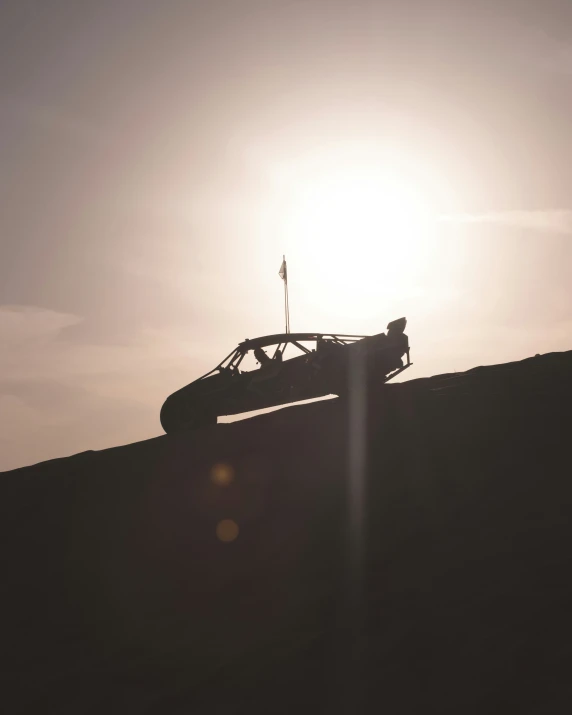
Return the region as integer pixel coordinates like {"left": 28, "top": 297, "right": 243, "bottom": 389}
{"left": 1, "top": 351, "right": 571, "bottom": 714}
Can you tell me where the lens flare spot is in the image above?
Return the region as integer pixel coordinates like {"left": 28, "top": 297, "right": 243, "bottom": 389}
{"left": 216, "top": 519, "right": 239, "bottom": 542}
{"left": 211, "top": 462, "right": 234, "bottom": 487}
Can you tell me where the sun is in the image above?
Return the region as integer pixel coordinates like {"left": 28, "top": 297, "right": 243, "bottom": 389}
{"left": 268, "top": 154, "right": 443, "bottom": 312}
{"left": 286, "top": 165, "right": 432, "bottom": 253}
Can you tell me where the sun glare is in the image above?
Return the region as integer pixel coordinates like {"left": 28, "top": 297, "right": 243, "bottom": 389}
{"left": 287, "top": 167, "right": 432, "bottom": 254}
{"left": 266, "top": 150, "right": 453, "bottom": 323}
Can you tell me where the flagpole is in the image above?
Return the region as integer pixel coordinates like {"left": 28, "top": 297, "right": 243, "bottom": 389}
{"left": 279, "top": 255, "right": 290, "bottom": 333}
{"left": 283, "top": 254, "right": 290, "bottom": 333}
{"left": 286, "top": 278, "right": 290, "bottom": 333}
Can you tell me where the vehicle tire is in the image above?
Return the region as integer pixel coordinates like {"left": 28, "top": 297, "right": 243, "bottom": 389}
{"left": 161, "top": 399, "right": 217, "bottom": 434}
{"left": 179, "top": 405, "right": 217, "bottom": 432}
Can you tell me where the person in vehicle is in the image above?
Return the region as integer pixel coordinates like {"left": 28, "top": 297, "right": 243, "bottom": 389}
{"left": 254, "top": 346, "right": 271, "bottom": 366}
{"left": 249, "top": 345, "right": 283, "bottom": 396}
{"left": 385, "top": 318, "right": 408, "bottom": 369}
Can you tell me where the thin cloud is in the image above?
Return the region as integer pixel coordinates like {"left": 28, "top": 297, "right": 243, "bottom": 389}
{"left": 517, "top": 26, "right": 572, "bottom": 76}
{"left": 440, "top": 210, "right": 572, "bottom": 234}
{"left": 0, "top": 305, "right": 207, "bottom": 471}
{"left": 0, "top": 95, "right": 108, "bottom": 145}
{"left": 0, "top": 305, "right": 201, "bottom": 391}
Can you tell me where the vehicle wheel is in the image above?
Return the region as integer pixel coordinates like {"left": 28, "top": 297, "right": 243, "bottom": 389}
{"left": 179, "top": 406, "right": 217, "bottom": 431}
{"left": 162, "top": 400, "right": 217, "bottom": 434}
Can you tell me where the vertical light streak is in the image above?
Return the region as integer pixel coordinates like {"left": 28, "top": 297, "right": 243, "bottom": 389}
{"left": 342, "top": 344, "right": 367, "bottom": 710}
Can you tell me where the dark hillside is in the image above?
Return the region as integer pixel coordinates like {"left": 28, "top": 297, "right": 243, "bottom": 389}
{"left": 2, "top": 351, "right": 572, "bottom": 714}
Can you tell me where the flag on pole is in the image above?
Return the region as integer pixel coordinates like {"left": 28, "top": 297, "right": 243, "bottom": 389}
{"left": 279, "top": 256, "right": 290, "bottom": 333}
{"left": 278, "top": 257, "right": 287, "bottom": 283}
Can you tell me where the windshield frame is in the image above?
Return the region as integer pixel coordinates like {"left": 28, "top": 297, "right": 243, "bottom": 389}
{"left": 197, "top": 332, "right": 369, "bottom": 381}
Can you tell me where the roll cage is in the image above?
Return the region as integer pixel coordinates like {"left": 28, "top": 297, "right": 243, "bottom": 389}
{"left": 198, "top": 333, "right": 369, "bottom": 381}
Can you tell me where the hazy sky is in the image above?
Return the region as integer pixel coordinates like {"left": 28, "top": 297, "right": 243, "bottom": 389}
{"left": 2, "top": 0, "right": 572, "bottom": 470}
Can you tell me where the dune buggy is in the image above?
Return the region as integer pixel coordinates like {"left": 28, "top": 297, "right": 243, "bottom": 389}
{"left": 160, "top": 317, "right": 411, "bottom": 433}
